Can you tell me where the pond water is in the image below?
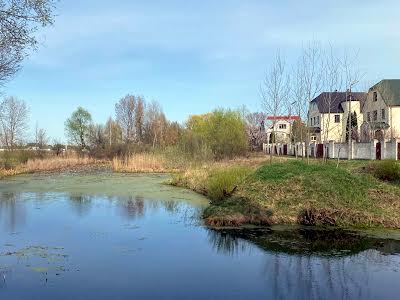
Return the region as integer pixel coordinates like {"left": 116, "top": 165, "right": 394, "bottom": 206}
{"left": 0, "top": 173, "right": 400, "bottom": 300}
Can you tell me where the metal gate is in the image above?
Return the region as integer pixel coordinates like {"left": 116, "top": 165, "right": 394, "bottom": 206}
{"left": 398, "top": 143, "right": 400, "bottom": 160}
{"left": 376, "top": 142, "right": 381, "bottom": 160}
{"left": 316, "top": 144, "right": 324, "bottom": 158}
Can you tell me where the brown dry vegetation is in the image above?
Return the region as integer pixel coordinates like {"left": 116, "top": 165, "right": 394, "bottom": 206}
{"left": 0, "top": 155, "right": 103, "bottom": 178}
{"left": 112, "top": 153, "right": 180, "bottom": 173}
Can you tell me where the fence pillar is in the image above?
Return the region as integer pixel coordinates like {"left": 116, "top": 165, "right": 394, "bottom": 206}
{"left": 371, "top": 140, "right": 377, "bottom": 160}
{"left": 351, "top": 141, "right": 355, "bottom": 160}
{"left": 329, "top": 141, "right": 335, "bottom": 159}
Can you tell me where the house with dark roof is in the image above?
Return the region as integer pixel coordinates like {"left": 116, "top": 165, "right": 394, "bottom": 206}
{"left": 308, "top": 91, "right": 366, "bottom": 143}
{"left": 360, "top": 79, "right": 400, "bottom": 142}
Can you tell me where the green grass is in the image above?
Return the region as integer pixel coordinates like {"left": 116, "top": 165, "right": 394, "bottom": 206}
{"left": 369, "top": 160, "right": 400, "bottom": 182}
{"left": 201, "top": 160, "right": 400, "bottom": 228}
{"left": 205, "top": 166, "right": 252, "bottom": 202}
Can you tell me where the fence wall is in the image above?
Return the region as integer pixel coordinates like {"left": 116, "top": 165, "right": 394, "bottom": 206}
{"left": 263, "top": 139, "right": 400, "bottom": 161}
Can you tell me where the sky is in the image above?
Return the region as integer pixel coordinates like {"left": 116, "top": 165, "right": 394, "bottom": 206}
{"left": 3, "top": 0, "right": 400, "bottom": 141}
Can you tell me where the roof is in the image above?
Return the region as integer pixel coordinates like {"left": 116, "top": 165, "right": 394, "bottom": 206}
{"left": 370, "top": 79, "right": 400, "bottom": 106}
{"left": 310, "top": 92, "right": 367, "bottom": 113}
{"left": 266, "top": 115, "right": 301, "bottom": 121}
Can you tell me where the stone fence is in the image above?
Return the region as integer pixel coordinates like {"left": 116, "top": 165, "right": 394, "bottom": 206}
{"left": 263, "top": 139, "right": 400, "bottom": 160}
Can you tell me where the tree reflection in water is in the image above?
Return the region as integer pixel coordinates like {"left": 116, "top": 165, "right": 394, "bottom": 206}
{"left": 0, "top": 192, "right": 26, "bottom": 232}
{"left": 68, "top": 194, "right": 93, "bottom": 217}
{"left": 118, "top": 196, "right": 145, "bottom": 220}
{"left": 208, "top": 227, "right": 400, "bottom": 300}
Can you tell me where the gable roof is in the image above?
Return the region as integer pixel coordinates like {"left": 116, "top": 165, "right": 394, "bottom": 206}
{"left": 370, "top": 79, "right": 400, "bottom": 106}
{"left": 310, "top": 92, "right": 367, "bottom": 113}
{"left": 266, "top": 115, "right": 301, "bottom": 121}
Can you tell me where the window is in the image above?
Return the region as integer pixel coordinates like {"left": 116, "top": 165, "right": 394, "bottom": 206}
{"left": 278, "top": 124, "right": 287, "bottom": 129}
{"left": 311, "top": 136, "right": 317, "bottom": 142}
{"left": 316, "top": 116, "right": 320, "bottom": 125}
{"left": 373, "top": 110, "right": 378, "bottom": 121}
{"left": 367, "top": 112, "right": 371, "bottom": 122}
{"left": 373, "top": 91, "right": 378, "bottom": 102}
{"left": 334, "top": 114, "right": 340, "bottom": 123}
{"left": 381, "top": 109, "right": 386, "bottom": 120}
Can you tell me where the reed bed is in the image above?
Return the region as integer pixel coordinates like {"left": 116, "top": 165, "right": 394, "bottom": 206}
{"left": 0, "top": 156, "right": 98, "bottom": 178}
{"left": 23, "top": 156, "right": 95, "bottom": 172}
{"left": 112, "top": 153, "right": 179, "bottom": 173}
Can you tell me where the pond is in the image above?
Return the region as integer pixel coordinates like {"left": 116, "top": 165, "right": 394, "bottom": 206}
{"left": 0, "top": 172, "right": 400, "bottom": 300}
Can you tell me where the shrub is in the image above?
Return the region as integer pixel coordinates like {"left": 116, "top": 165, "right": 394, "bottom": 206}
{"left": 206, "top": 166, "right": 251, "bottom": 202}
{"left": 183, "top": 109, "right": 248, "bottom": 160}
{"left": 370, "top": 160, "right": 400, "bottom": 182}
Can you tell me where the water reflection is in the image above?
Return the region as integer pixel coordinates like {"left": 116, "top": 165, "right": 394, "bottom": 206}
{"left": 68, "top": 194, "right": 93, "bottom": 217}
{"left": 207, "top": 227, "right": 400, "bottom": 257}
{"left": 208, "top": 227, "right": 400, "bottom": 300}
{"left": 118, "top": 196, "right": 145, "bottom": 220}
{"left": 0, "top": 192, "right": 26, "bottom": 232}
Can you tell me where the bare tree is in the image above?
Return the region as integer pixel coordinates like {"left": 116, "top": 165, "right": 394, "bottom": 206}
{"left": 320, "top": 46, "right": 343, "bottom": 161}
{"left": 298, "top": 41, "right": 324, "bottom": 163}
{"left": 144, "top": 100, "right": 167, "bottom": 148}
{"left": 135, "top": 96, "right": 145, "bottom": 143}
{"left": 260, "top": 52, "right": 291, "bottom": 163}
{"left": 87, "top": 123, "right": 105, "bottom": 150}
{"left": 115, "top": 95, "right": 136, "bottom": 143}
{"left": 0, "top": 96, "right": 29, "bottom": 150}
{"left": 35, "top": 122, "right": 48, "bottom": 149}
{"left": 0, "top": 0, "right": 56, "bottom": 86}
{"left": 340, "top": 51, "right": 363, "bottom": 160}
{"left": 246, "top": 112, "right": 267, "bottom": 151}
{"left": 104, "top": 117, "right": 122, "bottom": 147}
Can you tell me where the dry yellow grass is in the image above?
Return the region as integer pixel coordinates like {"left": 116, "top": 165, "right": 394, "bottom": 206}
{"left": 23, "top": 156, "right": 95, "bottom": 172}
{"left": 0, "top": 156, "right": 99, "bottom": 178}
{"left": 112, "top": 153, "right": 179, "bottom": 173}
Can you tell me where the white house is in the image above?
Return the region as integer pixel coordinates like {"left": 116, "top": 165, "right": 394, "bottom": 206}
{"left": 360, "top": 79, "right": 400, "bottom": 142}
{"left": 308, "top": 91, "right": 366, "bottom": 143}
{"left": 265, "top": 115, "right": 301, "bottom": 144}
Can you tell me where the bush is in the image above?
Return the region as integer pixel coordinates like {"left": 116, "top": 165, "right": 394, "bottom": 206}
{"left": 17, "top": 150, "right": 36, "bottom": 164}
{"left": 183, "top": 109, "right": 248, "bottom": 160}
{"left": 370, "top": 160, "right": 400, "bottom": 182}
{"left": 206, "top": 166, "right": 251, "bottom": 202}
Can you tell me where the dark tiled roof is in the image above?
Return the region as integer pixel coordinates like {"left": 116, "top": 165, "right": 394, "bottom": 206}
{"left": 370, "top": 79, "right": 400, "bottom": 106}
{"left": 266, "top": 116, "right": 301, "bottom": 121}
{"left": 310, "top": 92, "right": 367, "bottom": 113}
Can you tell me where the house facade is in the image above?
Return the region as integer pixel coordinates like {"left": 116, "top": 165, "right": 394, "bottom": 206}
{"left": 360, "top": 79, "right": 400, "bottom": 142}
{"left": 265, "top": 116, "right": 300, "bottom": 144}
{"left": 308, "top": 92, "right": 366, "bottom": 143}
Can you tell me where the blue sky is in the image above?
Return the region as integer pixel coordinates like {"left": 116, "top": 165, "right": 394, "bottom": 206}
{"left": 3, "top": 0, "right": 400, "bottom": 141}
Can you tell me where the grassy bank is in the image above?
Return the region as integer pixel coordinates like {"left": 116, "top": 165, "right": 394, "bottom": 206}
{"left": 171, "top": 158, "right": 400, "bottom": 229}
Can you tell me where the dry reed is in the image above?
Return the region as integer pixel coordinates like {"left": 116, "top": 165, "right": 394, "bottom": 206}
{"left": 0, "top": 156, "right": 98, "bottom": 178}
{"left": 112, "top": 153, "right": 178, "bottom": 173}
{"left": 23, "top": 156, "right": 94, "bottom": 172}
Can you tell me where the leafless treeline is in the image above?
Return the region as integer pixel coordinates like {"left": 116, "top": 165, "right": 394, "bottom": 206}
{"left": 114, "top": 95, "right": 179, "bottom": 147}
{"left": 86, "top": 95, "right": 181, "bottom": 154}
{"left": 0, "top": 96, "right": 29, "bottom": 150}
{"left": 261, "top": 41, "right": 364, "bottom": 159}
